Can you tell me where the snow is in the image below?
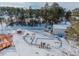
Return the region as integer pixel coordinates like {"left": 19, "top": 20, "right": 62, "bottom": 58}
{"left": 53, "top": 22, "right": 71, "bottom": 29}
{"left": 53, "top": 25, "right": 69, "bottom": 29}
{"left": 10, "top": 29, "right": 79, "bottom": 56}
{"left": 0, "top": 22, "right": 79, "bottom": 56}
{"left": 12, "top": 34, "right": 33, "bottom": 56}
{"left": 0, "top": 46, "right": 18, "bottom": 56}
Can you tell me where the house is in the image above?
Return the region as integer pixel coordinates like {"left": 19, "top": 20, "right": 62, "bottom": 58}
{"left": 53, "top": 22, "right": 71, "bottom": 36}
{"left": 0, "top": 11, "right": 10, "bottom": 23}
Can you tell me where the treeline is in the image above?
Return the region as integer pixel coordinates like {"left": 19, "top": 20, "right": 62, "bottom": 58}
{"left": 0, "top": 2, "right": 72, "bottom": 28}
{"left": 0, "top": 2, "right": 71, "bottom": 21}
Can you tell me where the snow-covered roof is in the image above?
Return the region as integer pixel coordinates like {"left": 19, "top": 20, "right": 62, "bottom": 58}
{"left": 0, "top": 15, "right": 10, "bottom": 19}
{"left": 53, "top": 22, "right": 71, "bottom": 29}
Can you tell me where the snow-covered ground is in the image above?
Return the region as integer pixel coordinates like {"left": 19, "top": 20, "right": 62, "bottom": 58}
{"left": 0, "top": 46, "right": 18, "bottom": 56}
{"left": 0, "top": 22, "right": 79, "bottom": 56}
{"left": 0, "top": 29, "right": 79, "bottom": 56}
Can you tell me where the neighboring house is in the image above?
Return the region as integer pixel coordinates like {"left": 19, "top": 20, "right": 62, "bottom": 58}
{"left": 46, "top": 21, "right": 71, "bottom": 37}
{"left": 0, "top": 15, "right": 10, "bottom": 22}
{"left": 3, "top": 14, "right": 10, "bottom": 20}
{"left": 53, "top": 22, "right": 71, "bottom": 35}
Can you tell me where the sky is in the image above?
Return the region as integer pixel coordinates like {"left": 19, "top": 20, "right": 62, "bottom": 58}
{"left": 0, "top": 2, "right": 79, "bottom": 10}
